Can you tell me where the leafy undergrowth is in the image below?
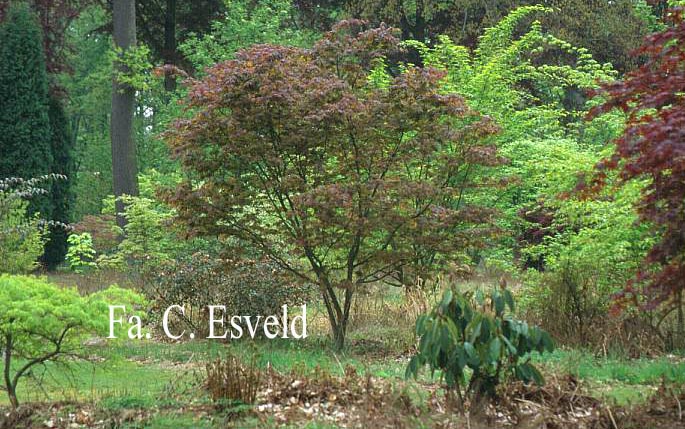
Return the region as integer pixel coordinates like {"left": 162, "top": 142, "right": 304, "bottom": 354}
{"left": 1, "top": 339, "right": 684, "bottom": 428}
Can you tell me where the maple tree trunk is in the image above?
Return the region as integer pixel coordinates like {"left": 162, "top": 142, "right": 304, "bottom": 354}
{"left": 319, "top": 277, "right": 353, "bottom": 351}
{"left": 334, "top": 289, "right": 353, "bottom": 351}
{"left": 111, "top": 0, "right": 139, "bottom": 230}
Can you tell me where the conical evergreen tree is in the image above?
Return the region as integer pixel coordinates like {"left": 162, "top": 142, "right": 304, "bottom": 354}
{"left": 0, "top": 2, "right": 53, "bottom": 218}
{"left": 43, "top": 95, "right": 75, "bottom": 268}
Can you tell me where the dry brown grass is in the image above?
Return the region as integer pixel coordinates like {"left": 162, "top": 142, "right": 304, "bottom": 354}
{"left": 46, "top": 269, "right": 142, "bottom": 294}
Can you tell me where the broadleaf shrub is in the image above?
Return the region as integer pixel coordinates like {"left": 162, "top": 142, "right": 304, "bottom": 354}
{"left": 406, "top": 285, "right": 553, "bottom": 410}
{"left": 0, "top": 176, "right": 59, "bottom": 274}
{"left": 0, "top": 195, "right": 46, "bottom": 274}
{"left": 66, "top": 232, "right": 97, "bottom": 273}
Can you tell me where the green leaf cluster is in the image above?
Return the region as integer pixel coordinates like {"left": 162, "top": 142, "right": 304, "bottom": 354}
{"left": 109, "top": 43, "right": 154, "bottom": 92}
{"left": 406, "top": 6, "right": 616, "bottom": 143}
{"left": 66, "top": 232, "right": 98, "bottom": 273}
{"left": 406, "top": 286, "right": 553, "bottom": 405}
{"left": 179, "top": 0, "right": 318, "bottom": 71}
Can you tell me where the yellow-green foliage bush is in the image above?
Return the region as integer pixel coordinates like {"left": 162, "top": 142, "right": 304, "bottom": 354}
{"left": 0, "top": 177, "right": 51, "bottom": 274}
{"left": 0, "top": 275, "right": 146, "bottom": 408}
{"left": 0, "top": 195, "right": 45, "bottom": 274}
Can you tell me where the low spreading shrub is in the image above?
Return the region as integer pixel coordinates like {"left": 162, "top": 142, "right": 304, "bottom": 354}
{"left": 0, "top": 274, "right": 146, "bottom": 408}
{"left": 147, "top": 254, "right": 315, "bottom": 338}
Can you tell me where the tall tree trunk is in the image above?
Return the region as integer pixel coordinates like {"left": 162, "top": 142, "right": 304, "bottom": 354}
{"left": 163, "top": 0, "right": 177, "bottom": 91}
{"left": 111, "top": 0, "right": 139, "bottom": 230}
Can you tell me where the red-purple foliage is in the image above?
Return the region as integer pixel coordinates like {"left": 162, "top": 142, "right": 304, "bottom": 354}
{"left": 0, "top": 0, "right": 98, "bottom": 75}
{"left": 589, "top": 8, "right": 685, "bottom": 311}
{"left": 165, "top": 21, "right": 504, "bottom": 349}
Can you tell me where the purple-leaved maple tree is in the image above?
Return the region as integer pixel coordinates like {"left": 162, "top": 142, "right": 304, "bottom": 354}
{"left": 590, "top": 7, "right": 685, "bottom": 343}
{"left": 165, "top": 21, "right": 503, "bottom": 349}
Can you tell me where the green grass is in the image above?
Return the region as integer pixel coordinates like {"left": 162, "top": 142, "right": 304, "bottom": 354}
{"left": 3, "top": 335, "right": 685, "bottom": 427}
{"left": 107, "top": 337, "right": 413, "bottom": 380}
{"left": 1, "top": 334, "right": 430, "bottom": 414}
{"left": 534, "top": 348, "right": 685, "bottom": 405}
{"left": 538, "top": 348, "right": 685, "bottom": 385}
{"left": 2, "top": 343, "right": 182, "bottom": 406}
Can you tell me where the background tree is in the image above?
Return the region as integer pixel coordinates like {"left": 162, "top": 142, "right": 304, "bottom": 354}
{"left": 589, "top": 7, "right": 685, "bottom": 345}
{"left": 540, "top": 0, "right": 651, "bottom": 73}
{"left": 133, "top": 0, "right": 224, "bottom": 90}
{"left": 293, "top": 0, "right": 343, "bottom": 31}
{"left": 179, "top": 0, "right": 318, "bottom": 71}
{"left": 60, "top": 5, "right": 114, "bottom": 218}
{"left": 347, "top": 0, "right": 653, "bottom": 72}
{"left": 0, "top": 0, "right": 100, "bottom": 74}
{"left": 0, "top": 3, "right": 53, "bottom": 217}
{"left": 111, "top": 0, "right": 139, "bottom": 229}
{"left": 166, "top": 22, "right": 503, "bottom": 349}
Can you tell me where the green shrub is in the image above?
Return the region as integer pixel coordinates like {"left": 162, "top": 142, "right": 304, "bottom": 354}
{"left": 0, "top": 274, "right": 146, "bottom": 408}
{"left": 519, "top": 180, "right": 657, "bottom": 351}
{"left": 0, "top": 195, "right": 46, "bottom": 274}
{"left": 97, "top": 172, "right": 196, "bottom": 271}
{"left": 66, "top": 232, "right": 97, "bottom": 273}
{"left": 405, "top": 7, "right": 621, "bottom": 274}
{"left": 115, "top": 195, "right": 181, "bottom": 267}
{"left": 406, "top": 286, "right": 553, "bottom": 410}
{"left": 0, "top": 178, "right": 51, "bottom": 274}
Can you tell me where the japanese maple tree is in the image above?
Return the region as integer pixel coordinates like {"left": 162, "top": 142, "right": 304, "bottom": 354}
{"left": 590, "top": 8, "right": 685, "bottom": 330}
{"left": 165, "top": 21, "right": 502, "bottom": 349}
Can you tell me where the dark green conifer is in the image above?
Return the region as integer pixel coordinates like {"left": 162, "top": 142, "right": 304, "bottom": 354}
{"left": 0, "top": 2, "right": 53, "bottom": 218}
{"left": 43, "top": 96, "right": 75, "bottom": 268}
